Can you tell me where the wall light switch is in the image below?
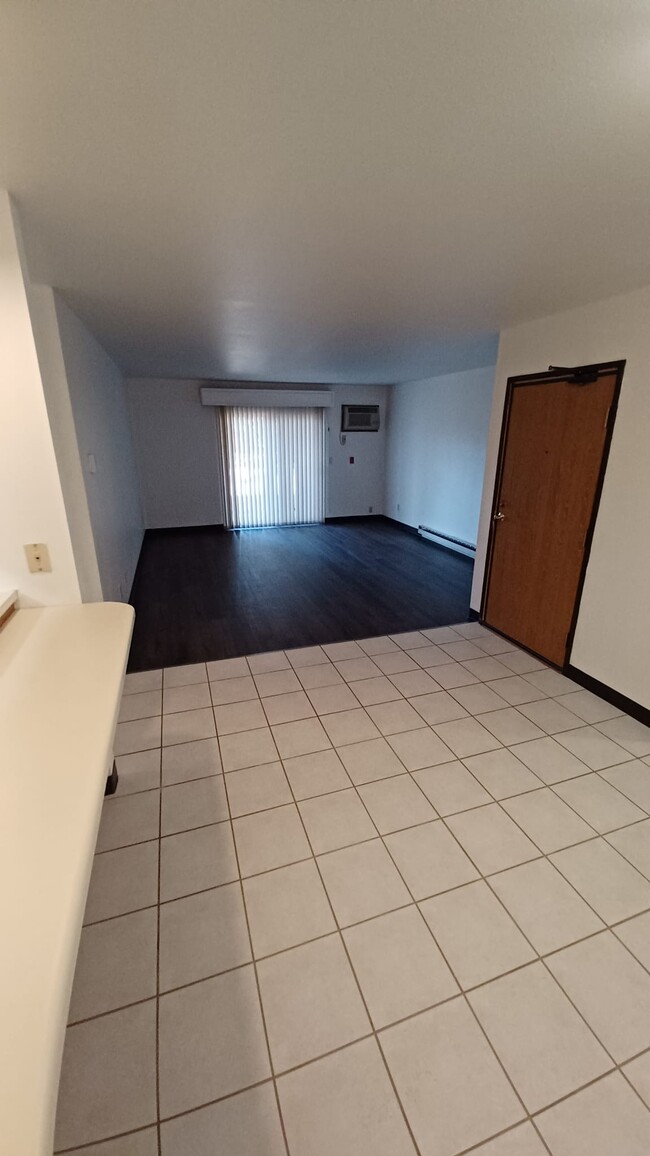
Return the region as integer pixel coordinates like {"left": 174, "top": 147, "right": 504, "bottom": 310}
{"left": 87, "top": 453, "right": 97, "bottom": 474}
{"left": 24, "top": 543, "right": 51, "bottom": 573}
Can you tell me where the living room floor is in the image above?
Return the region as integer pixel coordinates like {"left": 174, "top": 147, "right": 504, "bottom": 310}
{"left": 55, "top": 623, "right": 650, "bottom": 1155}
{"left": 127, "top": 519, "right": 473, "bottom": 672}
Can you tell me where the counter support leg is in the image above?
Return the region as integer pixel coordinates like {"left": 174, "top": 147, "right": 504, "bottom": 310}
{"left": 105, "top": 761, "right": 119, "bottom": 796}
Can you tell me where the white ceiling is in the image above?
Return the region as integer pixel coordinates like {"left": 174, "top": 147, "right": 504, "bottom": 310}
{"left": 1, "top": 1, "right": 649, "bottom": 383}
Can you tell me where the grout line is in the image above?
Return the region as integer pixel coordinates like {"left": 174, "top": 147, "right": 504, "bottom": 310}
{"left": 154, "top": 1036, "right": 382, "bottom": 1123}
{"left": 77, "top": 649, "right": 650, "bottom": 1150}
{"left": 268, "top": 722, "right": 425, "bottom": 1156}
{"left": 604, "top": 831, "right": 650, "bottom": 884}
{"left": 394, "top": 878, "right": 604, "bottom": 1149}
{"left": 68, "top": 901, "right": 578, "bottom": 1031}
{"left": 57, "top": 1038, "right": 650, "bottom": 1156}
{"left": 594, "top": 763, "right": 650, "bottom": 812}
{"left": 66, "top": 880, "right": 650, "bottom": 1034}
{"left": 211, "top": 706, "right": 292, "bottom": 1156}
{"left": 57, "top": 1011, "right": 650, "bottom": 1155}
{"left": 348, "top": 767, "right": 540, "bottom": 1142}
{"left": 455, "top": 1118, "right": 554, "bottom": 1156}
{"left": 102, "top": 741, "right": 650, "bottom": 854}
{"left": 80, "top": 848, "right": 650, "bottom": 936}
{"left": 350, "top": 760, "right": 650, "bottom": 1146}
{"left": 55, "top": 1119, "right": 160, "bottom": 1154}
{"left": 490, "top": 787, "right": 604, "bottom": 855}
{"left": 86, "top": 759, "right": 650, "bottom": 919}
{"left": 467, "top": 831, "right": 650, "bottom": 1128}
{"left": 67, "top": 993, "right": 156, "bottom": 1029}
{"left": 155, "top": 708, "right": 163, "bottom": 1155}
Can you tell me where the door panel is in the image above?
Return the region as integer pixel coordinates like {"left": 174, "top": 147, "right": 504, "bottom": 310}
{"left": 484, "top": 371, "right": 618, "bottom": 666}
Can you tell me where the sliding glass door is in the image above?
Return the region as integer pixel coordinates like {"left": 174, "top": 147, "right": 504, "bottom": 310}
{"left": 219, "top": 405, "right": 326, "bottom": 529}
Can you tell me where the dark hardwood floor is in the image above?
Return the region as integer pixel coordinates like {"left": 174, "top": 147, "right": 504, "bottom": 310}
{"left": 127, "top": 518, "right": 474, "bottom": 671}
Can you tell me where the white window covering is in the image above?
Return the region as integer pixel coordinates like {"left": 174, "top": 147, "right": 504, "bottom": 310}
{"left": 219, "top": 406, "right": 326, "bottom": 529}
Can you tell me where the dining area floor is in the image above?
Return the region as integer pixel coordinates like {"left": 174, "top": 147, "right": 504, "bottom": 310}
{"left": 55, "top": 621, "right": 650, "bottom": 1155}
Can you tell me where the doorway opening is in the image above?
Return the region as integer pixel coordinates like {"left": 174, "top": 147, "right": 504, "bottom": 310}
{"left": 218, "top": 405, "right": 327, "bottom": 529}
{"left": 481, "top": 360, "right": 624, "bottom": 667}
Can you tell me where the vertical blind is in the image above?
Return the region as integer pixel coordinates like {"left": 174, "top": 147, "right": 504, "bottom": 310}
{"left": 219, "top": 405, "right": 326, "bottom": 529}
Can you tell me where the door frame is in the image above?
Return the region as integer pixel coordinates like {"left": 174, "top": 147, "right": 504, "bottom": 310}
{"left": 480, "top": 359, "right": 626, "bottom": 669}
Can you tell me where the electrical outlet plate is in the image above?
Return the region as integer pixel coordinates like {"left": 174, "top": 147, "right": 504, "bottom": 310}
{"left": 24, "top": 543, "right": 51, "bottom": 573}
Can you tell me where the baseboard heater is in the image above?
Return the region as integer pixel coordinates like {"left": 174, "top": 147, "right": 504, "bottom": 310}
{"left": 418, "top": 525, "right": 476, "bottom": 555}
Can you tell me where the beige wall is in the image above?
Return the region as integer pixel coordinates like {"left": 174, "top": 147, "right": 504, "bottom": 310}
{"left": 21, "top": 278, "right": 103, "bottom": 603}
{"left": 472, "top": 284, "right": 650, "bottom": 709}
{"left": 0, "top": 192, "right": 82, "bottom": 606}
{"left": 385, "top": 365, "right": 494, "bottom": 548}
{"left": 54, "top": 296, "right": 143, "bottom": 601}
{"left": 126, "top": 379, "right": 225, "bottom": 528}
{"left": 126, "top": 380, "right": 390, "bottom": 527}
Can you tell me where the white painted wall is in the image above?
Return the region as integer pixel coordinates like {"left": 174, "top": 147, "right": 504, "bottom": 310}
{"left": 472, "top": 284, "right": 650, "bottom": 709}
{"left": 26, "top": 285, "right": 104, "bottom": 601}
{"left": 54, "top": 296, "right": 143, "bottom": 601}
{"left": 19, "top": 271, "right": 103, "bottom": 603}
{"left": 126, "top": 380, "right": 390, "bottom": 527}
{"left": 127, "top": 379, "right": 225, "bottom": 528}
{"left": 15, "top": 192, "right": 142, "bottom": 604}
{"left": 385, "top": 366, "right": 495, "bottom": 548}
{"left": 0, "top": 192, "right": 82, "bottom": 606}
{"left": 326, "top": 385, "right": 389, "bottom": 518}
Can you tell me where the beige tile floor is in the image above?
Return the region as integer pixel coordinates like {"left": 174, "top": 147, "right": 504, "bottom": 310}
{"left": 54, "top": 624, "right": 650, "bottom": 1155}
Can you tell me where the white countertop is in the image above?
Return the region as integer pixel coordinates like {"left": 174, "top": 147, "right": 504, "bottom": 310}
{"left": 0, "top": 602, "right": 134, "bottom": 1156}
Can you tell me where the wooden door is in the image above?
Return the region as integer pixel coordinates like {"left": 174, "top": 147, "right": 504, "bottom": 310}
{"left": 483, "top": 367, "right": 620, "bottom": 666}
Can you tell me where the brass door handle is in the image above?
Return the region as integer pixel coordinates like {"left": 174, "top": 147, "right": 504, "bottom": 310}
{"left": 493, "top": 511, "right": 505, "bottom": 522}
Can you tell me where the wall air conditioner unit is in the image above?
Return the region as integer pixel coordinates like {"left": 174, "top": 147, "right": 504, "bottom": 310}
{"left": 341, "top": 404, "right": 380, "bottom": 432}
